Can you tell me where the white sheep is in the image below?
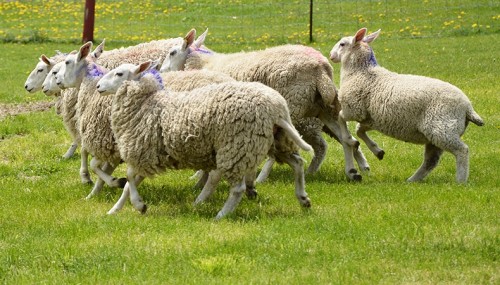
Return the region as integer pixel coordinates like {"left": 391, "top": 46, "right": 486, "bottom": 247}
{"left": 97, "top": 61, "right": 313, "bottom": 219}
{"left": 329, "top": 28, "right": 484, "bottom": 183}
{"left": 160, "top": 29, "right": 370, "bottom": 182}
{"left": 24, "top": 52, "right": 81, "bottom": 159}
{"left": 24, "top": 52, "right": 93, "bottom": 184}
{"left": 55, "top": 41, "right": 128, "bottom": 198}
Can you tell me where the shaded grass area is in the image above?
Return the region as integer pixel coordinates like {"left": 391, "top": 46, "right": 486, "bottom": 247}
{"left": 0, "top": 26, "right": 499, "bottom": 285}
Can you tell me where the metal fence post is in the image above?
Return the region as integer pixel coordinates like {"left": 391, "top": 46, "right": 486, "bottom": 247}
{"left": 82, "top": 0, "right": 95, "bottom": 43}
{"left": 309, "top": 0, "right": 313, "bottom": 42}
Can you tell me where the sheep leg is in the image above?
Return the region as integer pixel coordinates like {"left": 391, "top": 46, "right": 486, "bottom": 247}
{"left": 85, "top": 159, "right": 121, "bottom": 199}
{"left": 302, "top": 129, "right": 328, "bottom": 174}
{"left": 62, "top": 142, "right": 78, "bottom": 159}
{"left": 245, "top": 171, "right": 258, "bottom": 199}
{"left": 108, "top": 174, "right": 145, "bottom": 214}
{"left": 319, "top": 113, "right": 362, "bottom": 181}
{"left": 215, "top": 179, "right": 245, "bottom": 220}
{"left": 126, "top": 167, "right": 148, "bottom": 214}
{"left": 90, "top": 158, "right": 127, "bottom": 188}
{"left": 256, "top": 158, "right": 275, "bottom": 183}
{"left": 192, "top": 170, "right": 209, "bottom": 189}
{"left": 323, "top": 125, "right": 371, "bottom": 172}
{"left": 277, "top": 152, "right": 311, "bottom": 208}
{"left": 433, "top": 135, "right": 470, "bottom": 183}
{"left": 407, "top": 144, "right": 444, "bottom": 182}
{"left": 79, "top": 147, "right": 93, "bottom": 184}
{"left": 356, "top": 123, "right": 385, "bottom": 160}
{"left": 194, "top": 170, "right": 222, "bottom": 205}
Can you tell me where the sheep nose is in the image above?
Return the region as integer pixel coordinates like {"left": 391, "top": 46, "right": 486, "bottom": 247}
{"left": 24, "top": 84, "right": 28, "bottom": 90}
{"left": 96, "top": 84, "right": 100, "bottom": 89}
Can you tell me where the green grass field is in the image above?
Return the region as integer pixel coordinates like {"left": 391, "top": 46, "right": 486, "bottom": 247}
{"left": 0, "top": 1, "right": 499, "bottom": 284}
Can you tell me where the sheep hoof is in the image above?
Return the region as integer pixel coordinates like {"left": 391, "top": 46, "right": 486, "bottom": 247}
{"left": 348, "top": 169, "right": 362, "bottom": 182}
{"left": 300, "top": 196, "right": 311, "bottom": 208}
{"left": 139, "top": 204, "right": 148, "bottom": 214}
{"left": 117, "top": 177, "right": 128, "bottom": 188}
{"left": 376, "top": 150, "right": 385, "bottom": 160}
{"left": 245, "top": 187, "right": 258, "bottom": 199}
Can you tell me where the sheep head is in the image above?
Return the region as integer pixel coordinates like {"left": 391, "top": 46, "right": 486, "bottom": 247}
{"left": 160, "top": 28, "right": 208, "bottom": 72}
{"left": 24, "top": 54, "right": 56, "bottom": 93}
{"left": 42, "top": 61, "right": 64, "bottom": 96}
{"left": 55, "top": 40, "right": 105, "bottom": 89}
{"left": 97, "top": 61, "right": 152, "bottom": 95}
{"left": 329, "top": 28, "right": 380, "bottom": 65}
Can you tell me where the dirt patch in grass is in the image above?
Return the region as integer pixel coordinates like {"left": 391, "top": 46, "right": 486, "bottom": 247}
{"left": 0, "top": 101, "right": 54, "bottom": 121}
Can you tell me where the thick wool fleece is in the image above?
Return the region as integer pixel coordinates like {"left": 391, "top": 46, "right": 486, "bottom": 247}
{"left": 111, "top": 75, "right": 297, "bottom": 183}
{"left": 339, "top": 42, "right": 484, "bottom": 146}
{"left": 97, "top": 38, "right": 183, "bottom": 69}
{"left": 76, "top": 66, "right": 121, "bottom": 164}
{"left": 185, "top": 44, "right": 338, "bottom": 119}
{"left": 162, "top": 70, "right": 235, "bottom": 91}
{"left": 59, "top": 88, "right": 81, "bottom": 145}
{"left": 183, "top": 44, "right": 340, "bottom": 172}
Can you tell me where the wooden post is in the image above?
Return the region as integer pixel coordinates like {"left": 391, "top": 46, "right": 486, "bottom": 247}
{"left": 309, "top": 0, "right": 313, "bottom": 42}
{"left": 82, "top": 0, "right": 95, "bottom": 43}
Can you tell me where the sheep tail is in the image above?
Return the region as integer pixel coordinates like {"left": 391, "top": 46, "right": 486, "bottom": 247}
{"left": 467, "top": 108, "right": 484, "bottom": 126}
{"left": 276, "top": 118, "right": 313, "bottom": 152}
{"left": 317, "top": 72, "right": 338, "bottom": 109}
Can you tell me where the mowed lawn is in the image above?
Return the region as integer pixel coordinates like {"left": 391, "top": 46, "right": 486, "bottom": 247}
{"left": 0, "top": 20, "right": 499, "bottom": 285}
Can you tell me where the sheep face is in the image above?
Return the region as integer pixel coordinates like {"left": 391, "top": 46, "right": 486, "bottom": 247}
{"left": 25, "top": 55, "right": 54, "bottom": 93}
{"left": 97, "top": 61, "right": 152, "bottom": 95}
{"left": 330, "top": 28, "right": 380, "bottom": 63}
{"left": 160, "top": 28, "right": 207, "bottom": 72}
{"left": 56, "top": 42, "right": 93, "bottom": 89}
{"left": 42, "top": 62, "right": 64, "bottom": 96}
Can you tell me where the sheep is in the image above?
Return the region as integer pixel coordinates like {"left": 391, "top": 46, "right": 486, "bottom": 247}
{"left": 329, "top": 28, "right": 484, "bottom": 183}
{"left": 24, "top": 52, "right": 93, "bottom": 184}
{"left": 55, "top": 41, "right": 128, "bottom": 198}
{"left": 160, "top": 29, "right": 370, "bottom": 182}
{"left": 96, "top": 61, "right": 313, "bottom": 219}
{"left": 24, "top": 52, "right": 80, "bottom": 159}
{"left": 96, "top": 62, "right": 265, "bottom": 196}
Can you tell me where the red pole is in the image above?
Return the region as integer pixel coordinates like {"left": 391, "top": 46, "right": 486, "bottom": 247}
{"left": 82, "top": 0, "right": 95, "bottom": 43}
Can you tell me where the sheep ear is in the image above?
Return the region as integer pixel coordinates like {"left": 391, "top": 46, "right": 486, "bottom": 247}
{"left": 353, "top": 28, "right": 367, "bottom": 44}
{"left": 135, "top": 61, "right": 152, "bottom": 75}
{"left": 363, "top": 29, "right": 381, "bottom": 44}
{"left": 194, "top": 28, "right": 208, "bottom": 49}
{"left": 41, "top": 54, "right": 53, "bottom": 66}
{"left": 182, "top": 29, "right": 196, "bottom": 50}
{"left": 150, "top": 59, "right": 161, "bottom": 71}
{"left": 78, "top": 41, "right": 93, "bottom": 61}
{"left": 92, "top": 39, "right": 105, "bottom": 59}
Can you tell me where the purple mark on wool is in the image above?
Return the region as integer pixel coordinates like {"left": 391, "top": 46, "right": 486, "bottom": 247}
{"left": 368, "top": 48, "right": 378, "bottom": 66}
{"left": 140, "top": 68, "right": 164, "bottom": 90}
{"left": 190, "top": 46, "right": 213, "bottom": 55}
{"left": 86, "top": 63, "right": 107, "bottom": 78}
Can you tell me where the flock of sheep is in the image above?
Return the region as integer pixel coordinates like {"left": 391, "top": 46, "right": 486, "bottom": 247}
{"left": 23, "top": 27, "right": 483, "bottom": 219}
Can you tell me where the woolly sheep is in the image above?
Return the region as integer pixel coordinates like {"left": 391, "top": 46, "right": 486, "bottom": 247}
{"left": 55, "top": 41, "right": 128, "bottom": 198}
{"left": 25, "top": 52, "right": 78, "bottom": 158}
{"left": 329, "top": 28, "right": 484, "bottom": 183}
{"left": 25, "top": 52, "right": 92, "bottom": 184}
{"left": 97, "top": 62, "right": 313, "bottom": 219}
{"left": 160, "top": 29, "right": 369, "bottom": 182}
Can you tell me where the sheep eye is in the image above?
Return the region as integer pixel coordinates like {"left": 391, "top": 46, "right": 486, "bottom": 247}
{"left": 52, "top": 71, "right": 57, "bottom": 75}
{"left": 116, "top": 72, "right": 123, "bottom": 77}
{"left": 340, "top": 43, "right": 346, "bottom": 47}
{"left": 65, "top": 60, "right": 70, "bottom": 65}
{"left": 37, "top": 69, "right": 44, "bottom": 73}
{"left": 170, "top": 50, "right": 177, "bottom": 56}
